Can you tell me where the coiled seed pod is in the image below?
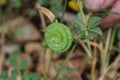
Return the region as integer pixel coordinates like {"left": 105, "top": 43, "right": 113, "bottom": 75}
{"left": 45, "top": 23, "right": 72, "bottom": 53}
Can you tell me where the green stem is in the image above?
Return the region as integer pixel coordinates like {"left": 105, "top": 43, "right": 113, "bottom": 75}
{"left": 53, "top": 44, "right": 76, "bottom": 80}
{"left": 47, "top": 51, "right": 54, "bottom": 75}
{"left": 101, "top": 28, "right": 112, "bottom": 72}
{"left": 53, "top": 0, "right": 63, "bottom": 23}
{"left": 85, "top": 30, "right": 93, "bottom": 59}
{"left": 77, "top": 0, "right": 93, "bottom": 59}
{"left": 86, "top": 39, "right": 93, "bottom": 59}
{"left": 60, "top": 0, "right": 67, "bottom": 23}
{"left": 43, "top": 45, "right": 47, "bottom": 71}
{"left": 109, "top": 28, "right": 116, "bottom": 50}
{"left": 43, "top": 71, "right": 49, "bottom": 80}
{"left": 77, "top": 0, "right": 86, "bottom": 24}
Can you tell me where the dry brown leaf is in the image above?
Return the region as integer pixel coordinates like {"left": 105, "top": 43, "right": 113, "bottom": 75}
{"left": 35, "top": 3, "right": 57, "bottom": 23}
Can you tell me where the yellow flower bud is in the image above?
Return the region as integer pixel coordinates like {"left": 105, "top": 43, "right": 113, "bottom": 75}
{"left": 68, "top": 0, "right": 79, "bottom": 11}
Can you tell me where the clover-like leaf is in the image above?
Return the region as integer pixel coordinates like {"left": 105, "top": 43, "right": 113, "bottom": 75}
{"left": 0, "top": 71, "right": 8, "bottom": 79}
{"left": 73, "top": 19, "right": 85, "bottom": 30}
{"left": 19, "top": 60, "right": 28, "bottom": 70}
{"left": 23, "top": 71, "right": 30, "bottom": 80}
{"left": 30, "top": 73, "right": 40, "bottom": 80}
{"left": 88, "top": 27, "right": 103, "bottom": 35}
{"left": 9, "top": 55, "right": 17, "bottom": 67}
{"left": 88, "top": 17, "right": 101, "bottom": 28}
{"left": 10, "top": 69, "right": 19, "bottom": 80}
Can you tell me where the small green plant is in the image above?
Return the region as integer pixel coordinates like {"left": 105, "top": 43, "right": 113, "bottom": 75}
{"left": 73, "top": 13, "right": 102, "bottom": 40}
{"left": 43, "top": 0, "right": 104, "bottom": 80}
{"left": 0, "top": 52, "right": 40, "bottom": 80}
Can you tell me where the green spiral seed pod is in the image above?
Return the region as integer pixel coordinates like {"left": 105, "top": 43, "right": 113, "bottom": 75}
{"left": 45, "top": 23, "right": 72, "bottom": 53}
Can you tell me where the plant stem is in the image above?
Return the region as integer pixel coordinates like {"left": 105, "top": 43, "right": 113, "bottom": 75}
{"left": 77, "top": 0, "right": 93, "bottom": 59}
{"left": 43, "top": 71, "right": 49, "bottom": 80}
{"left": 53, "top": 44, "right": 76, "bottom": 80}
{"left": 60, "top": 0, "right": 67, "bottom": 23}
{"left": 109, "top": 28, "right": 116, "bottom": 50}
{"left": 91, "top": 39, "right": 97, "bottom": 80}
{"left": 86, "top": 31, "right": 93, "bottom": 59}
{"left": 43, "top": 45, "right": 47, "bottom": 72}
{"left": 53, "top": 0, "right": 63, "bottom": 22}
{"left": 77, "top": 0, "right": 86, "bottom": 24}
{"left": 101, "top": 28, "right": 112, "bottom": 72}
{"left": 47, "top": 51, "right": 54, "bottom": 75}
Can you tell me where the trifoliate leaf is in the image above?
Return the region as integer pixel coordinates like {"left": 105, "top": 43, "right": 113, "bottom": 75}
{"left": 88, "top": 17, "right": 101, "bottom": 28}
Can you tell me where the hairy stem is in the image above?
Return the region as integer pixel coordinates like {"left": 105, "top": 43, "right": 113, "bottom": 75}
{"left": 77, "top": 0, "right": 93, "bottom": 59}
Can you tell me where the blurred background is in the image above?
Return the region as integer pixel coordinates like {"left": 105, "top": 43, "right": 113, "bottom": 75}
{"left": 0, "top": 0, "right": 120, "bottom": 80}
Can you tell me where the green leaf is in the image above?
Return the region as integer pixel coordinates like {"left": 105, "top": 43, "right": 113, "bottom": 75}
{"left": 88, "top": 27, "right": 103, "bottom": 35}
{"left": 19, "top": 60, "right": 28, "bottom": 70}
{"left": 88, "top": 17, "right": 101, "bottom": 28}
{"left": 11, "top": 69, "right": 19, "bottom": 76}
{"left": 77, "top": 13, "right": 84, "bottom": 22}
{"left": 29, "top": 10, "right": 37, "bottom": 17}
{"left": 30, "top": 73, "right": 40, "bottom": 80}
{"left": 23, "top": 71, "right": 30, "bottom": 80}
{"left": 10, "top": 69, "right": 19, "bottom": 80}
{"left": 11, "top": 0, "right": 22, "bottom": 8}
{"left": 117, "top": 29, "right": 120, "bottom": 40}
{"left": 39, "top": 0, "right": 48, "bottom": 5}
{"left": 9, "top": 55, "right": 17, "bottom": 67}
{"left": 0, "top": 71, "right": 8, "bottom": 79}
{"left": 73, "top": 19, "right": 85, "bottom": 30}
{"left": 64, "top": 66, "right": 75, "bottom": 72}
{"left": 85, "top": 34, "right": 94, "bottom": 40}
{"left": 77, "top": 30, "right": 86, "bottom": 39}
